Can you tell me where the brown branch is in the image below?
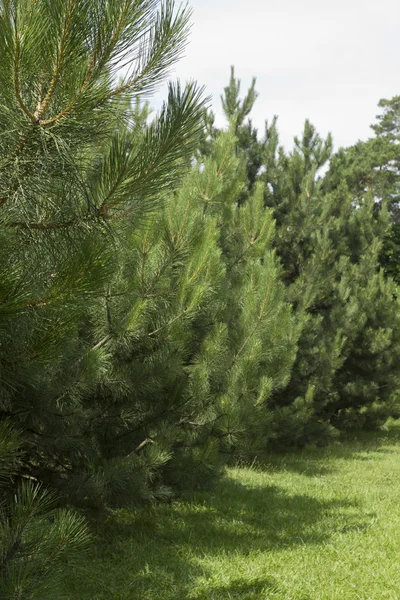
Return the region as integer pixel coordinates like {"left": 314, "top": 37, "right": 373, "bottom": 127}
{"left": 37, "top": 54, "right": 96, "bottom": 127}
{"left": 36, "top": 0, "right": 131, "bottom": 127}
{"left": 38, "top": 97, "right": 80, "bottom": 127}
{"left": 134, "top": 438, "right": 153, "bottom": 453}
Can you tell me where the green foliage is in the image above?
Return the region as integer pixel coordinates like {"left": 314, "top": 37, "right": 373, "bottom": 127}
{"left": 0, "top": 3, "right": 298, "bottom": 512}
{"left": 0, "top": 482, "right": 91, "bottom": 600}
{"left": 330, "top": 96, "right": 400, "bottom": 281}
{"left": 2, "top": 4, "right": 400, "bottom": 596}
{"left": 263, "top": 117, "right": 400, "bottom": 441}
{"left": 86, "top": 125, "right": 297, "bottom": 495}
{"left": 193, "top": 129, "right": 298, "bottom": 459}
{"left": 0, "top": 423, "right": 91, "bottom": 600}
{"left": 199, "top": 67, "right": 265, "bottom": 201}
{"left": 1, "top": 0, "right": 400, "bottom": 544}
{"left": 0, "top": 0, "right": 207, "bottom": 509}
{"left": 211, "top": 69, "right": 400, "bottom": 446}
{"left": 0, "top": 421, "right": 23, "bottom": 484}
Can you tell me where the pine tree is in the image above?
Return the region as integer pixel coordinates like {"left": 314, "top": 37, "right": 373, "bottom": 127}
{"left": 0, "top": 0, "right": 206, "bottom": 508}
{"left": 330, "top": 96, "right": 400, "bottom": 281}
{"left": 211, "top": 71, "right": 400, "bottom": 445}
{"left": 221, "top": 66, "right": 263, "bottom": 194}
{"left": 0, "top": 2, "right": 295, "bottom": 508}
{"left": 0, "top": 422, "right": 91, "bottom": 600}
{"left": 198, "top": 67, "right": 265, "bottom": 202}
{"left": 195, "top": 73, "right": 300, "bottom": 454}
{"left": 191, "top": 127, "right": 298, "bottom": 459}
{"left": 96, "top": 122, "right": 298, "bottom": 492}
{"left": 262, "top": 120, "right": 400, "bottom": 442}
{"left": 259, "top": 120, "right": 344, "bottom": 445}
{"left": 323, "top": 143, "right": 400, "bottom": 430}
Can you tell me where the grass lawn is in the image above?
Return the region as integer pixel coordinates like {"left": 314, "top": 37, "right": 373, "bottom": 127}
{"left": 64, "top": 425, "right": 400, "bottom": 599}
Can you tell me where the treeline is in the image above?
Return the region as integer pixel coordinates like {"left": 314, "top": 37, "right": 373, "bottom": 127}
{"left": 1, "top": 1, "right": 400, "bottom": 597}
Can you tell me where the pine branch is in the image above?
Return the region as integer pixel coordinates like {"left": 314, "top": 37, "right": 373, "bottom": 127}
{"left": 13, "top": 32, "right": 36, "bottom": 123}
{"left": 148, "top": 308, "right": 188, "bottom": 337}
{"left": 134, "top": 437, "right": 153, "bottom": 452}
{"left": 115, "top": 395, "right": 195, "bottom": 440}
{"left": 235, "top": 288, "right": 271, "bottom": 359}
{"left": 35, "top": 0, "right": 76, "bottom": 120}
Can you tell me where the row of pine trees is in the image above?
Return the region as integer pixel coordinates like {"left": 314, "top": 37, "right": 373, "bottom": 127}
{"left": 1, "top": 1, "right": 400, "bottom": 597}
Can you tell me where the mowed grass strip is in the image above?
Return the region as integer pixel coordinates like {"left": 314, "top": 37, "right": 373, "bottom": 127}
{"left": 64, "top": 425, "right": 400, "bottom": 599}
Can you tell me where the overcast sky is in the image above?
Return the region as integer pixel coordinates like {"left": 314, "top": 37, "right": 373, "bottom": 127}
{"left": 153, "top": 0, "right": 400, "bottom": 151}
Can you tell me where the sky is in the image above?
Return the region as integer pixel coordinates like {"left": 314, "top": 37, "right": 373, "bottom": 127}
{"left": 152, "top": 0, "right": 400, "bottom": 151}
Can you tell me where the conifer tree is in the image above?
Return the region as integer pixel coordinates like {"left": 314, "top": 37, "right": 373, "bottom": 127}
{"left": 0, "top": 2, "right": 296, "bottom": 509}
{"left": 196, "top": 73, "right": 300, "bottom": 453}
{"left": 93, "top": 122, "right": 298, "bottom": 493}
{"left": 221, "top": 67, "right": 263, "bottom": 194}
{"left": 199, "top": 67, "right": 264, "bottom": 202}
{"left": 0, "top": 423, "right": 90, "bottom": 600}
{"left": 330, "top": 96, "right": 400, "bottom": 281}
{"left": 190, "top": 128, "right": 298, "bottom": 458}
{"left": 262, "top": 120, "right": 400, "bottom": 441}
{"left": 0, "top": 0, "right": 206, "bottom": 508}
{"left": 211, "top": 70, "right": 400, "bottom": 444}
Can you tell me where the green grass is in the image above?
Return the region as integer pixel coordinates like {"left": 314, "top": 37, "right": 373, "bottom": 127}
{"left": 64, "top": 425, "right": 400, "bottom": 599}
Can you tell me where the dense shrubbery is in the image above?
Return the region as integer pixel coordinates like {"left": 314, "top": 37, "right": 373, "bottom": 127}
{"left": 1, "top": 1, "right": 400, "bottom": 596}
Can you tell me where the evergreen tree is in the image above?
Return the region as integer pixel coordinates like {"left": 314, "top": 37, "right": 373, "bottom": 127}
{"left": 197, "top": 73, "right": 302, "bottom": 451}
{"left": 260, "top": 120, "right": 343, "bottom": 445}
{"left": 368, "top": 97, "right": 400, "bottom": 282}
{"left": 198, "top": 67, "right": 264, "bottom": 202}
{"left": 0, "top": 0, "right": 206, "bottom": 508}
{"left": 190, "top": 127, "right": 298, "bottom": 459}
{"left": 91, "top": 122, "right": 298, "bottom": 493}
{"left": 0, "top": 422, "right": 90, "bottom": 600}
{"left": 221, "top": 66, "right": 263, "bottom": 194}
{"left": 262, "top": 120, "right": 400, "bottom": 442}
{"left": 0, "top": 3, "right": 296, "bottom": 509}
{"left": 330, "top": 96, "right": 400, "bottom": 281}
{"left": 211, "top": 70, "right": 400, "bottom": 445}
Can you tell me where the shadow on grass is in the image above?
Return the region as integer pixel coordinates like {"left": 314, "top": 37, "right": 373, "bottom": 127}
{"left": 64, "top": 471, "right": 373, "bottom": 600}
{"left": 192, "top": 576, "right": 280, "bottom": 600}
{"left": 257, "top": 423, "right": 400, "bottom": 478}
{"left": 337, "top": 425, "right": 400, "bottom": 453}
{"left": 260, "top": 455, "right": 336, "bottom": 477}
{"left": 61, "top": 428, "right": 400, "bottom": 598}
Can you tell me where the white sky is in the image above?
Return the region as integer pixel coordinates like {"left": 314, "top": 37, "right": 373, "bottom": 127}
{"left": 153, "top": 0, "right": 400, "bottom": 151}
